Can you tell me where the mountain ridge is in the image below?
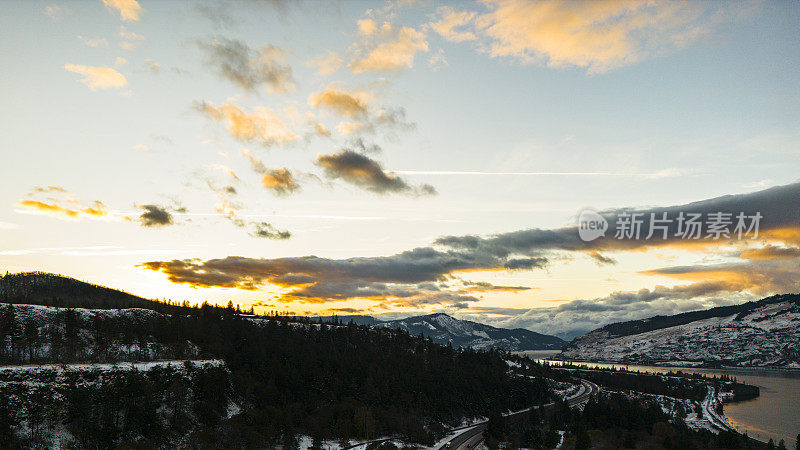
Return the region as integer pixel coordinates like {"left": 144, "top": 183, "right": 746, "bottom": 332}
{"left": 0, "top": 272, "right": 566, "bottom": 352}
{"left": 556, "top": 293, "right": 800, "bottom": 368}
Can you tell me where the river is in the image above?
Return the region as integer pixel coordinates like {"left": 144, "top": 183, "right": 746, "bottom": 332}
{"left": 517, "top": 351, "right": 800, "bottom": 445}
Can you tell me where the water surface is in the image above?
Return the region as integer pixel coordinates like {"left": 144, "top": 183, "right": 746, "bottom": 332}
{"left": 515, "top": 352, "right": 800, "bottom": 445}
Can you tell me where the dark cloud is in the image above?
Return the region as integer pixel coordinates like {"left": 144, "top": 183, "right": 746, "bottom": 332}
{"left": 138, "top": 205, "right": 174, "bottom": 227}
{"left": 436, "top": 182, "right": 800, "bottom": 256}
{"left": 642, "top": 259, "right": 800, "bottom": 296}
{"left": 261, "top": 168, "right": 299, "bottom": 195}
{"left": 588, "top": 251, "right": 617, "bottom": 265}
{"left": 241, "top": 149, "right": 300, "bottom": 195}
{"left": 138, "top": 242, "right": 527, "bottom": 308}
{"left": 308, "top": 84, "right": 415, "bottom": 137}
{"left": 198, "top": 37, "right": 295, "bottom": 93}
{"left": 249, "top": 222, "right": 291, "bottom": 240}
{"left": 316, "top": 149, "right": 436, "bottom": 196}
{"left": 140, "top": 182, "right": 800, "bottom": 324}
{"left": 504, "top": 257, "right": 548, "bottom": 270}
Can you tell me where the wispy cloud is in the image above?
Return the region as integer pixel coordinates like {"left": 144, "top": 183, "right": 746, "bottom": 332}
{"left": 349, "top": 20, "right": 429, "bottom": 73}
{"left": 43, "top": 4, "right": 70, "bottom": 21}
{"left": 308, "top": 84, "right": 414, "bottom": 137}
{"left": 199, "top": 37, "right": 295, "bottom": 93}
{"left": 307, "top": 52, "right": 343, "bottom": 76}
{"left": 470, "top": 0, "right": 732, "bottom": 73}
{"left": 196, "top": 101, "right": 298, "bottom": 147}
{"left": 77, "top": 36, "right": 109, "bottom": 48}
{"left": 64, "top": 64, "right": 127, "bottom": 90}
{"left": 15, "top": 186, "right": 116, "bottom": 221}
{"left": 428, "top": 6, "right": 477, "bottom": 42}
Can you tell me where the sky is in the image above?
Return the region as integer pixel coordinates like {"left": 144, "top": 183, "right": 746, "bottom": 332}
{"left": 0, "top": 0, "right": 798, "bottom": 338}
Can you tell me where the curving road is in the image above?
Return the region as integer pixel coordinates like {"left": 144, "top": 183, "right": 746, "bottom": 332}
{"left": 438, "top": 379, "right": 599, "bottom": 450}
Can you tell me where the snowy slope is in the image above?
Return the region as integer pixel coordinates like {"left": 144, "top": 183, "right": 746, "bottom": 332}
{"left": 376, "top": 313, "right": 565, "bottom": 351}
{"left": 557, "top": 297, "right": 800, "bottom": 367}
{"left": 0, "top": 303, "right": 199, "bottom": 363}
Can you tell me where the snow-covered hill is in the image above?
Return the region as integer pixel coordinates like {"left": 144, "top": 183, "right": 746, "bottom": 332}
{"left": 557, "top": 295, "right": 800, "bottom": 368}
{"left": 0, "top": 303, "right": 199, "bottom": 364}
{"left": 375, "top": 313, "right": 565, "bottom": 351}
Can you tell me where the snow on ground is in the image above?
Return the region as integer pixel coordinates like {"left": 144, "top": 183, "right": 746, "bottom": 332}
{"left": 550, "top": 379, "right": 582, "bottom": 400}
{"left": 0, "top": 359, "right": 224, "bottom": 374}
{"left": 297, "top": 435, "right": 348, "bottom": 450}
{"left": 559, "top": 300, "right": 800, "bottom": 367}
{"left": 604, "top": 384, "right": 735, "bottom": 434}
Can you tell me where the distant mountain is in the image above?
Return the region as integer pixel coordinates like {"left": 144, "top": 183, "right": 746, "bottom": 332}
{"left": 302, "top": 314, "right": 382, "bottom": 327}
{"left": 374, "top": 313, "right": 566, "bottom": 351}
{"left": 0, "top": 271, "right": 158, "bottom": 310}
{"left": 556, "top": 294, "right": 800, "bottom": 368}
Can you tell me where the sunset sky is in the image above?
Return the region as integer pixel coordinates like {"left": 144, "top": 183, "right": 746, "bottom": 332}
{"left": 1, "top": 0, "right": 798, "bottom": 338}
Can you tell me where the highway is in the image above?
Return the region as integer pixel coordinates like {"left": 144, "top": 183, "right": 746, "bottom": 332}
{"left": 438, "top": 379, "right": 600, "bottom": 450}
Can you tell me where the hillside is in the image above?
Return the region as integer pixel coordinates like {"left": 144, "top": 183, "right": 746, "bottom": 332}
{"left": 375, "top": 313, "right": 565, "bottom": 351}
{"left": 557, "top": 294, "right": 800, "bottom": 368}
{"left": 0, "top": 302, "right": 199, "bottom": 364}
{"left": 0, "top": 272, "right": 157, "bottom": 310}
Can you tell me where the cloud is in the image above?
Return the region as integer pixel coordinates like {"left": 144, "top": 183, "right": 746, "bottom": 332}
{"left": 140, "top": 182, "right": 800, "bottom": 321}
{"left": 138, "top": 205, "right": 174, "bottom": 227}
{"left": 78, "top": 36, "right": 109, "bottom": 48}
{"left": 261, "top": 168, "right": 299, "bottom": 196}
{"left": 428, "top": 49, "right": 448, "bottom": 71}
{"left": 102, "top": 0, "right": 142, "bottom": 22}
{"left": 470, "top": 282, "right": 749, "bottom": 339}
{"left": 740, "top": 245, "right": 800, "bottom": 261}
{"left": 307, "top": 52, "right": 343, "bottom": 75}
{"left": 308, "top": 84, "right": 414, "bottom": 137}
{"left": 472, "top": 0, "right": 723, "bottom": 73}
{"left": 211, "top": 164, "right": 241, "bottom": 182}
{"left": 144, "top": 59, "right": 160, "bottom": 73}
{"left": 241, "top": 149, "right": 300, "bottom": 196}
{"left": 642, "top": 259, "right": 800, "bottom": 296}
{"left": 349, "top": 20, "right": 429, "bottom": 73}
{"left": 15, "top": 186, "right": 116, "bottom": 221}
{"left": 429, "top": 6, "right": 477, "bottom": 42}
{"left": 316, "top": 149, "right": 436, "bottom": 196}
{"left": 309, "top": 84, "right": 370, "bottom": 118}
{"left": 118, "top": 26, "right": 145, "bottom": 50}
{"left": 249, "top": 222, "right": 291, "bottom": 240}
{"left": 435, "top": 182, "right": 800, "bottom": 256}
{"left": 199, "top": 38, "right": 295, "bottom": 93}
{"left": 196, "top": 101, "right": 298, "bottom": 148}
{"left": 460, "top": 281, "right": 532, "bottom": 293}
{"left": 44, "top": 4, "right": 70, "bottom": 21}
{"left": 64, "top": 64, "right": 127, "bottom": 90}
{"left": 588, "top": 251, "right": 617, "bottom": 265}
{"left": 138, "top": 245, "right": 512, "bottom": 307}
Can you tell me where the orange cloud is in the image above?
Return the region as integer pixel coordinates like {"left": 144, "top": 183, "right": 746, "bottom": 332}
{"left": 740, "top": 245, "right": 800, "bottom": 261}
{"left": 429, "top": 6, "right": 477, "bottom": 42}
{"left": 261, "top": 168, "right": 299, "bottom": 196}
{"left": 196, "top": 101, "right": 298, "bottom": 147}
{"left": 102, "top": 0, "right": 142, "bottom": 22}
{"left": 14, "top": 186, "right": 139, "bottom": 224}
{"left": 308, "top": 84, "right": 370, "bottom": 118}
{"left": 474, "top": 0, "right": 714, "bottom": 73}
{"left": 64, "top": 64, "right": 127, "bottom": 90}
{"left": 349, "top": 20, "right": 428, "bottom": 73}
